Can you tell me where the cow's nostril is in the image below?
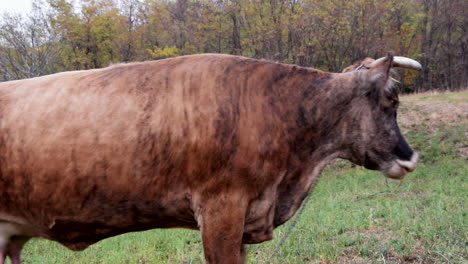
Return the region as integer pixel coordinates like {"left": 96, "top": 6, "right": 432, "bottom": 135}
{"left": 397, "top": 161, "right": 412, "bottom": 172}
{"left": 396, "top": 152, "right": 418, "bottom": 172}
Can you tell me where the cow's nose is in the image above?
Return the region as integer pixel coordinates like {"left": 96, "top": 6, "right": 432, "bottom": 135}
{"left": 396, "top": 152, "right": 418, "bottom": 172}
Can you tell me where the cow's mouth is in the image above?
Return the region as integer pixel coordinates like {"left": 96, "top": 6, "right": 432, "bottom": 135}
{"left": 382, "top": 152, "right": 419, "bottom": 179}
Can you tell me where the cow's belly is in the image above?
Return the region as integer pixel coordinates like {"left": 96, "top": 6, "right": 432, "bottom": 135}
{"left": 1, "top": 180, "right": 198, "bottom": 250}
{"left": 48, "top": 214, "right": 199, "bottom": 251}
{"left": 43, "top": 189, "right": 198, "bottom": 250}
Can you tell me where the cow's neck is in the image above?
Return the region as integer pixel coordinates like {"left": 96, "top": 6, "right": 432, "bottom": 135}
{"left": 273, "top": 151, "right": 339, "bottom": 227}
{"left": 273, "top": 72, "right": 356, "bottom": 227}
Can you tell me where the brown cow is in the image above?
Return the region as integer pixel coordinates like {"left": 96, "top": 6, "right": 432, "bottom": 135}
{"left": 0, "top": 52, "right": 419, "bottom": 264}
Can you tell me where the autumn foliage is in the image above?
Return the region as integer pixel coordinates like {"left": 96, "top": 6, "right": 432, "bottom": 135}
{"left": 0, "top": 0, "right": 466, "bottom": 92}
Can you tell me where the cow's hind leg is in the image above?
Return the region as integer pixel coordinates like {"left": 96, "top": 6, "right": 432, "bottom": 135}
{"left": 0, "top": 245, "right": 5, "bottom": 264}
{"left": 199, "top": 193, "right": 248, "bottom": 264}
{"left": 6, "top": 236, "right": 30, "bottom": 264}
{"left": 0, "top": 236, "right": 30, "bottom": 264}
{"left": 0, "top": 222, "right": 30, "bottom": 264}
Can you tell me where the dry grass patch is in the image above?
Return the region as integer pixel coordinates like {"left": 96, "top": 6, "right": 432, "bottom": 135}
{"left": 399, "top": 91, "right": 468, "bottom": 129}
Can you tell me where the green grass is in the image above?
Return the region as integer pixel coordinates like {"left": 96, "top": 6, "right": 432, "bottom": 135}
{"left": 402, "top": 90, "right": 468, "bottom": 103}
{"left": 15, "top": 91, "right": 468, "bottom": 264}
{"left": 252, "top": 157, "right": 467, "bottom": 263}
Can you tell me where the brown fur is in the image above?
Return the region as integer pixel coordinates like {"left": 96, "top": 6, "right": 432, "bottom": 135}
{"left": 342, "top": 57, "right": 376, "bottom": 72}
{"left": 0, "top": 53, "right": 417, "bottom": 263}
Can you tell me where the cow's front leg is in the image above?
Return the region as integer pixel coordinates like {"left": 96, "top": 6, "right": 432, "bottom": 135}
{"left": 199, "top": 193, "right": 248, "bottom": 264}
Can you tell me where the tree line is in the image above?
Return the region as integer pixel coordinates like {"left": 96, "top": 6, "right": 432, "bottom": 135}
{"left": 0, "top": 0, "right": 466, "bottom": 92}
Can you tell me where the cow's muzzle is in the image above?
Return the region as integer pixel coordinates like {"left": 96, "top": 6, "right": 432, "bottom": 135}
{"left": 383, "top": 152, "right": 419, "bottom": 179}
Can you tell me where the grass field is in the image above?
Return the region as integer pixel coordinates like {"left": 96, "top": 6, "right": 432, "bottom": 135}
{"left": 17, "top": 91, "right": 468, "bottom": 264}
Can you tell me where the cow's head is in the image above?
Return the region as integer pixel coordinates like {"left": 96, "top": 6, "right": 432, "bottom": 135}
{"left": 337, "top": 52, "right": 420, "bottom": 179}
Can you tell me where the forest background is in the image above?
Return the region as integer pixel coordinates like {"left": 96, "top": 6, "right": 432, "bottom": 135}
{"left": 0, "top": 0, "right": 466, "bottom": 93}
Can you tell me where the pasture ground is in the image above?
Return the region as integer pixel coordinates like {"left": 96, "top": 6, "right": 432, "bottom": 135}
{"left": 18, "top": 90, "right": 468, "bottom": 264}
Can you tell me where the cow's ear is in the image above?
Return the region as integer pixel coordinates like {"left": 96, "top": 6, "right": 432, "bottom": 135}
{"left": 368, "top": 52, "right": 393, "bottom": 89}
{"left": 362, "top": 52, "right": 394, "bottom": 99}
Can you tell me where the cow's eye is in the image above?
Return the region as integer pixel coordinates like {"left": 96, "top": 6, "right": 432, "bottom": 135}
{"left": 390, "top": 99, "right": 399, "bottom": 108}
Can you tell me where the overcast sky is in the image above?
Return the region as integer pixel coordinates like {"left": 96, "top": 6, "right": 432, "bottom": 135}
{"left": 0, "top": 0, "right": 32, "bottom": 14}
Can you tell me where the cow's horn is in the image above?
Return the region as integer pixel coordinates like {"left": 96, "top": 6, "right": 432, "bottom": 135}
{"left": 392, "top": 56, "right": 422, "bottom": 70}
{"left": 371, "top": 56, "right": 422, "bottom": 70}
